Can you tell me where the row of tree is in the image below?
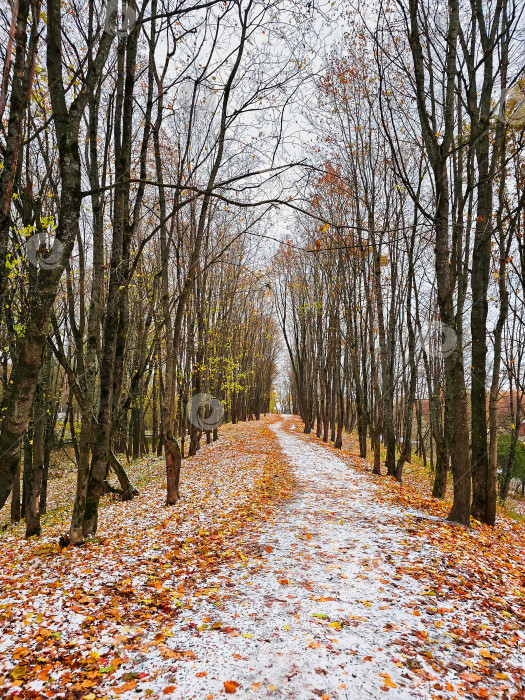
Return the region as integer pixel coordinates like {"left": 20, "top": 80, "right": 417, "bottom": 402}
{"left": 0, "top": 0, "right": 301, "bottom": 540}
{"left": 274, "top": 0, "right": 525, "bottom": 527}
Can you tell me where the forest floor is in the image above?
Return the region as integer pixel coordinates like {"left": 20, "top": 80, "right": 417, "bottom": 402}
{"left": 0, "top": 416, "right": 524, "bottom": 700}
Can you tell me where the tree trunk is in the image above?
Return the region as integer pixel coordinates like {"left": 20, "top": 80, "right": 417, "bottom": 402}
{"left": 0, "top": 0, "right": 113, "bottom": 513}
{"left": 69, "top": 416, "right": 94, "bottom": 543}
{"left": 432, "top": 446, "right": 449, "bottom": 499}
{"left": 372, "top": 425, "right": 381, "bottom": 475}
{"left": 24, "top": 377, "right": 46, "bottom": 538}
{"left": 165, "top": 432, "right": 181, "bottom": 505}
{"left": 0, "top": 0, "right": 40, "bottom": 319}
{"left": 470, "top": 169, "right": 492, "bottom": 523}
{"left": 10, "top": 463, "right": 21, "bottom": 523}
{"left": 108, "top": 450, "right": 138, "bottom": 501}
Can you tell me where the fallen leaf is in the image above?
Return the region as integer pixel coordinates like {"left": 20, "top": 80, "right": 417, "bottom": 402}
{"left": 224, "top": 680, "right": 240, "bottom": 694}
{"left": 480, "top": 650, "right": 496, "bottom": 660}
{"left": 460, "top": 672, "right": 482, "bottom": 682}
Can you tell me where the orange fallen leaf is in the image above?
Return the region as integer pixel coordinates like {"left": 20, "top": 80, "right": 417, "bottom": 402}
{"left": 161, "top": 648, "right": 178, "bottom": 659}
{"left": 480, "top": 650, "right": 496, "bottom": 660}
{"left": 251, "top": 682, "right": 261, "bottom": 690}
{"left": 115, "top": 681, "right": 137, "bottom": 695}
{"left": 460, "top": 672, "right": 482, "bottom": 682}
{"left": 265, "top": 545, "right": 273, "bottom": 553}
{"left": 309, "top": 642, "right": 321, "bottom": 648}
{"left": 196, "top": 671, "right": 207, "bottom": 677}
{"left": 224, "top": 680, "right": 240, "bottom": 694}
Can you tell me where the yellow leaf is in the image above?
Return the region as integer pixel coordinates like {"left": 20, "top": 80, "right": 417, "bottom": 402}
{"left": 380, "top": 674, "right": 397, "bottom": 688}
{"left": 10, "top": 665, "right": 28, "bottom": 681}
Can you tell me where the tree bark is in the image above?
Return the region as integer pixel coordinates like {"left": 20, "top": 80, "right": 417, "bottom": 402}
{"left": 0, "top": 0, "right": 113, "bottom": 511}
{"left": 10, "top": 463, "right": 21, "bottom": 524}
{"left": 165, "top": 432, "right": 181, "bottom": 505}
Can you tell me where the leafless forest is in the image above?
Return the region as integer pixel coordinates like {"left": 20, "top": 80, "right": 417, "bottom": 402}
{"left": 1, "top": 0, "right": 525, "bottom": 540}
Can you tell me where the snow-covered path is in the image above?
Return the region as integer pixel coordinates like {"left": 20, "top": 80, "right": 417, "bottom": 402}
{"left": 112, "top": 419, "right": 458, "bottom": 699}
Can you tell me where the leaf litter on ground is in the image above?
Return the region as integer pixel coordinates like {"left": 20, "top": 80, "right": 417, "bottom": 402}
{"left": 0, "top": 416, "right": 524, "bottom": 699}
